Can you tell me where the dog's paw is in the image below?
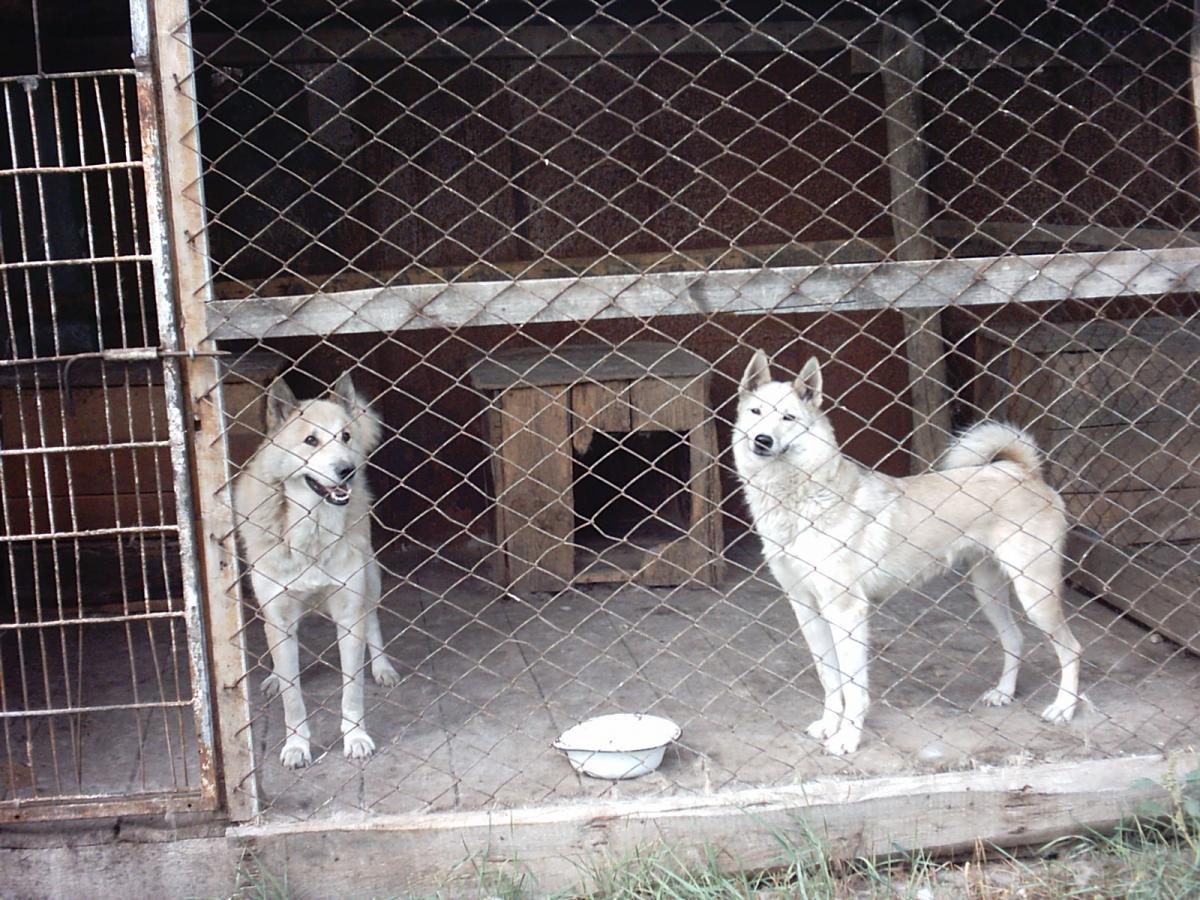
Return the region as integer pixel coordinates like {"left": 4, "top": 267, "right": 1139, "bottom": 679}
{"left": 372, "top": 658, "right": 401, "bottom": 689}
{"left": 805, "top": 712, "right": 841, "bottom": 741}
{"left": 978, "top": 687, "right": 1015, "bottom": 707}
{"left": 1040, "top": 696, "right": 1077, "bottom": 724}
{"left": 823, "top": 725, "right": 862, "bottom": 756}
{"left": 280, "top": 737, "right": 312, "bottom": 769}
{"left": 343, "top": 729, "right": 376, "bottom": 761}
{"left": 261, "top": 672, "right": 284, "bottom": 698}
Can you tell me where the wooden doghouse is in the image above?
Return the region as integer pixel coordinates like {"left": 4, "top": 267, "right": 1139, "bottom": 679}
{"left": 975, "top": 317, "right": 1200, "bottom": 652}
{"left": 471, "top": 342, "right": 724, "bottom": 592}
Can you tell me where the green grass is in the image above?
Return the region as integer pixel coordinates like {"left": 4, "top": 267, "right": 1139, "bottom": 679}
{"left": 235, "top": 768, "right": 1200, "bottom": 899}
{"left": 547, "top": 818, "right": 1199, "bottom": 899}
{"left": 465, "top": 767, "right": 1200, "bottom": 899}
{"left": 230, "top": 847, "right": 290, "bottom": 900}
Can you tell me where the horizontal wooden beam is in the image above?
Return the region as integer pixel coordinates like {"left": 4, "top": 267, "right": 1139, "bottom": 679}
{"left": 1066, "top": 530, "right": 1200, "bottom": 654}
{"left": 930, "top": 220, "right": 1200, "bottom": 252}
{"left": 205, "top": 247, "right": 1200, "bottom": 340}
{"left": 227, "top": 752, "right": 1197, "bottom": 896}
{"left": 195, "top": 21, "right": 863, "bottom": 68}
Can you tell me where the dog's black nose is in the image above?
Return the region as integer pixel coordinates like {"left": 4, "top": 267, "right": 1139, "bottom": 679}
{"left": 753, "top": 434, "right": 774, "bottom": 452}
{"left": 335, "top": 463, "right": 357, "bottom": 483}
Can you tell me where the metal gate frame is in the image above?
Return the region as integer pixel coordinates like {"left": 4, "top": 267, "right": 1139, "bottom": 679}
{"left": 0, "top": 0, "right": 219, "bottom": 822}
{"left": 128, "top": 0, "right": 220, "bottom": 818}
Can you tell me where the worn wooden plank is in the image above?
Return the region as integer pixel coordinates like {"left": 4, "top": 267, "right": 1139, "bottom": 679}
{"left": 229, "top": 752, "right": 1198, "bottom": 897}
{"left": 151, "top": 0, "right": 261, "bottom": 819}
{"left": 570, "top": 380, "right": 631, "bottom": 455}
{"left": 1037, "top": 352, "right": 1200, "bottom": 431}
{"left": 494, "top": 386, "right": 574, "bottom": 592}
{"left": 688, "top": 380, "right": 726, "bottom": 586}
{"left": 629, "top": 375, "right": 706, "bottom": 432}
{"left": 1191, "top": 0, "right": 1200, "bottom": 186}
{"left": 1067, "top": 531, "right": 1200, "bottom": 653}
{"left": 879, "top": 15, "right": 952, "bottom": 471}
{"left": 0, "top": 837, "right": 236, "bottom": 897}
{"left": 1064, "top": 486, "right": 1200, "bottom": 546}
{"left": 479, "top": 407, "right": 509, "bottom": 586}
{"left": 1047, "top": 420, "right": 1200, "bottom": 495}
{"left": 879, "top": 15, "right": 935, "bottom": 263}
{"left": 641, "top": 377, "right": 725, "bottom": 587}
{"left": 982, "top": 316, "right": 1200, "bottom": 356}
{"left": 2, "top": 494, "right": 177, "bottom": 537}
{"left": 1, "top": 387, "right": 167, "bottom": 447}
{"left": 211, "top": 237, "right": 896, "bottom": 303}
{"left": 471, "top": 342, "right": 706, "bottom": 390}
{"left": 206, "top": 247, "right": 1200, "bottom": 340}
{"left": 975, "top": 316, "right": 1200, "bottom": 545}
{"left": 975, "top": 317, "right": 1200, "bottom": 436}
{"left": 932, "top": 220, "right": 1200, "bottom": 251}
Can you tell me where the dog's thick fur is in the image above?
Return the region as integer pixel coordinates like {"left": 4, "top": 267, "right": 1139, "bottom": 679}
{"left": 234, "top": 374, "right": 398, "bottom": 768}
{"left": 732, "top": 351, "right": 1081, "bottom": 755}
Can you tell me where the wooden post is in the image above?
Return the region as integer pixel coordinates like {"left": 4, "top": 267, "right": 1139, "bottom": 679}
{"left": 1191, "top": 0, "right": 1200, "bottom": 196}
{"left": 148, "top": 0, "right": 261, "bottom": 819}
{"left": 879, "top": 14, "right": 953, "bottom": 470}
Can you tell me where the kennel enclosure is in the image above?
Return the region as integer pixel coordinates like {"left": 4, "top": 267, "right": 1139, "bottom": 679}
{"left": 2, "top": 0, "right": 1200, "bottom": 894}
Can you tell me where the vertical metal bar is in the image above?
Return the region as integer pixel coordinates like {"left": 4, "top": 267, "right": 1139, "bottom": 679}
{"left": 46, "top": 76, "right": 82, "bottom": 792}
{"left": 88, "top": 69, "right": 153, "bottom": 792}
{"left": 128, "top": 0, "right": 220, "bottom": 810}
{"left": 18, "top": 76, "right": 68, "bottom": 794}
{"left": 132, "top": 0, "right": 260, "bottom": 818}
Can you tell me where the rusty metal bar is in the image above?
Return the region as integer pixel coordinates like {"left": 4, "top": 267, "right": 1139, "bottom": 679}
{"left": 0, "top": 611, "right": 186, "bottom": 630}
{"left": 0, "top": 700, "right": 191, "bottom": 719}
{"left": 0, "top": 791, "right": 205, "bottom": 824}
{"left": 0, "top": 160, "right": 144, "bottom": 176}
{"left": 0, "top": 442, "right": 170, "bottom": 457}
{"left": 128, "top": 0, "right": 220, "bottom": 813}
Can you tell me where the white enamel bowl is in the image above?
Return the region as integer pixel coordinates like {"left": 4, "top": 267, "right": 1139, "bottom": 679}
{"left": 552, "top": 713, "right": 681, "bottom": 779}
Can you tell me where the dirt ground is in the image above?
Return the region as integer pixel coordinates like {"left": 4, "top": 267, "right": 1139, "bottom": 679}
{"left": 237, "top": 538, "right": 1200, "bottom": 822}
{"left": 6, "top": 534, "right": 1196, "bottom": 821}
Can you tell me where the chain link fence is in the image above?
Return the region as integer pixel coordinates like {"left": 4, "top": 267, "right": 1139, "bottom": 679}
{"left": 175, "top": 0, "right": 1200, "bottom": 822}
{"left": 10, "top": 0, "right": 1198, "bottom": 829}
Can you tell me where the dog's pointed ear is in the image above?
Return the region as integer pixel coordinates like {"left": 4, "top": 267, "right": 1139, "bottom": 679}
{"left": 740, "top": 349, "right": 771, "bottom": 394}
{"left": 332, "top": 372, "right": 383, "bottom": 451}
{"left": 331, "top": 372, "right": 364, "bottom": 412}
{"left": 794, "top": 357, "right": 823, "bottom": 407}
{"left": 265, "top": 378, "right": 297, "bottom": 430}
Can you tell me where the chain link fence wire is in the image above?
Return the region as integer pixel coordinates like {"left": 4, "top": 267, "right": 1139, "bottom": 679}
{"left": 154, "top": 0, "right": 1200, "bottom": 822}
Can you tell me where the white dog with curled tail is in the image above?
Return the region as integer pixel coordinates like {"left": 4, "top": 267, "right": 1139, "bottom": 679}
{"left": 732, "top": 350, "right": 1081, "bottom": 756}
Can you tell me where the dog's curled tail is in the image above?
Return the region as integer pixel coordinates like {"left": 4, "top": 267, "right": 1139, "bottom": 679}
{"left": 937, "top": 421, "right": 1044, "bottom": 475}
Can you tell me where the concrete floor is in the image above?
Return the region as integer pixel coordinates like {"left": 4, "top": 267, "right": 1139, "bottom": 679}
{"left": 5, "top": 539, "right": 1198, "bottom": 821}
{"left": 0, "top": 615, "right": 201, "bottom": 804}
{"left": 238, "top": 540, "right": 1200, "bottom": 823}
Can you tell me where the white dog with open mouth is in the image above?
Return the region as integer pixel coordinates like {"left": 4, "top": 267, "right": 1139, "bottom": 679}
{"left": 732, "top": 350, "right": 1081, "bottom": 755}
{"left": 234, "top": 373, "right": 399, "bottom": 768}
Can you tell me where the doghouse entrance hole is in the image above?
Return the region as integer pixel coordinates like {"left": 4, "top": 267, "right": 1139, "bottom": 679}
{"left": 572, "top": 431, "right": 690, "bottom": 576}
